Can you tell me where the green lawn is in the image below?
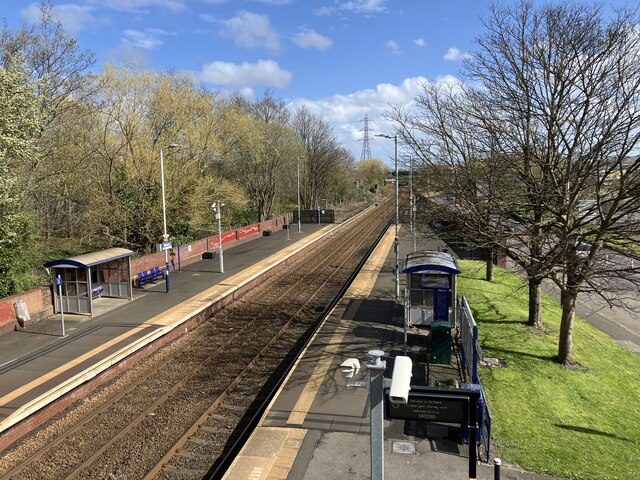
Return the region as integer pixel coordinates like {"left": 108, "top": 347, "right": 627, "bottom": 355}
{"left": 457, "top": 260, "right": 640, "bottom": 480}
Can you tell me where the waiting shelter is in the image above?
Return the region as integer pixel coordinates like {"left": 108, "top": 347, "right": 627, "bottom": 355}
{"left": 402, "top": 250, "right": 460, "bottom": 327}
{"left": 44, "top": 248, "right": 134, "bottom": 316}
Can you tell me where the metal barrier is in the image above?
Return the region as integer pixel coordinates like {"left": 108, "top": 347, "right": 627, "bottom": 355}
{"left": 293, "top": 209, "right": 335, "bottom": 223}
{"left": 458, "top": 296, "right": 482, "bottom": 384}
{"left": 479, "top": 385, "right": 493, "bottom": 463}
{"left": 457, "top": 295, "right": 492, "bottom": 462}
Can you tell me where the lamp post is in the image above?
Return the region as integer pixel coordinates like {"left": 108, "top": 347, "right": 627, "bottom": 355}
{"left": 159, "top": 143, "right": 181, "bottom": 265}
{"left": 376, "top": 133, "right": 400, "bottom": 300}
{"left": 297, "top": 156, "right": 302, "bottom": 233}
{"left": 410, "top": 155, "right": 416, "bottom": 252}
{"left": 212, "top": 202, "right": 225, "bottom": 273}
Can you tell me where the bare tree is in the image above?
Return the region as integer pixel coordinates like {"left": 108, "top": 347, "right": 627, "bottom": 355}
{"left": 394, "top": 1, "right": 640, "bottom": 365}
{"left": 290, "top": 106, "right": 346, "bottom": 209}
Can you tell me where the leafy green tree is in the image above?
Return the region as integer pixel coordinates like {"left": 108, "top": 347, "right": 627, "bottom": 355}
{"left": 357, "top": 158, "right": 387, "bottom": 193}
{"left": 0, "top": 59, "right": 42, "bottom": 296}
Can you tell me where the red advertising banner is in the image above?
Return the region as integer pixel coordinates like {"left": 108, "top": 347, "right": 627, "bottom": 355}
{"left": 221, "top": 230, "right": 237, "bottom": 244}
{"left": 238, "top": 224, "right": 260, "bottom": 239}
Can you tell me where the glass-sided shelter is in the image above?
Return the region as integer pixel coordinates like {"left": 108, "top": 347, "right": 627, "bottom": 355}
{"left": 402, "top": 250, "right": 461, "bottom": 327}
{"left": 44, "top": 248, "right": 134, "bottom": 316}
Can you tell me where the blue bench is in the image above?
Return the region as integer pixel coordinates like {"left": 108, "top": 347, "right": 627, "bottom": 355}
{"left": 136, "top": 266, "right": 164, "bottom": 288}
{"left": 92, "top": 285, "right": 104, "bottom": 298}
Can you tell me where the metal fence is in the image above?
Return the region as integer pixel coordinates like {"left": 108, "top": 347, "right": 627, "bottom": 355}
{"left": 293, "top": 209, "right": 335, "bottom": 224}
{"left": 457, "top": 295, "right": 492, "bottom": 462}
{"left": 458, "top": 296, "right": 482, "bottom": 384}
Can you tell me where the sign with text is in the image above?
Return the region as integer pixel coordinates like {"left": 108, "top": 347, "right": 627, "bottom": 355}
{"left": 221, "top": 230, "right": 237, "bottom": 244}
{"left": 385, "top": 389, "right": 469, "bottom": 423}
{"left": 238, "top": 224, "right": 260, "bottom": 239}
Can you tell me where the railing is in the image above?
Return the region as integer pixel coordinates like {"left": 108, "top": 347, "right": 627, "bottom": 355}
{"left": 457, "top": 295, "right": 491, "bottom": 462}
{"left": 458, "top": 295, "right": 482, "bottom": 384}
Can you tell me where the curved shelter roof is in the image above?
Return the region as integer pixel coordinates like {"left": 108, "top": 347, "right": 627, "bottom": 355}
{"left": 44, "top": 248, "right": 135, "bottom": 269}
{"left": 402, "top": 250, "right": 461, "bottom": 275}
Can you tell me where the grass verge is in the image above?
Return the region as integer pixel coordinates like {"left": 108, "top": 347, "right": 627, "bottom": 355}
{"left": 457, "top": 260, "right": 640, "bottom": 480}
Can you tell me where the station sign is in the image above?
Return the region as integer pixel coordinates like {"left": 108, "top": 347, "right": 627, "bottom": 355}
{"left": 385, "top": 387, "right": 473, "bottom": 423}
{"left": 161, "top": 241, "right": 173, "bottom": 251}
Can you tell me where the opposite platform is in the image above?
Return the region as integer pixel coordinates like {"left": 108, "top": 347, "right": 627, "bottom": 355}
{"left": 0, "top": 222, "right": 335, "bottom": 446}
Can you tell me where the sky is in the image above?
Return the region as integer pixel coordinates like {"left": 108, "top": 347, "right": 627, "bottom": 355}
{"left": 1, "top": 0, "right": 632, "bottom": 163}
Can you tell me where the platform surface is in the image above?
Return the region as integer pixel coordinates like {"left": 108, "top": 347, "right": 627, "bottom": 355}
{"left": 0, "top": 224, "right": 330, "bottom": 434}
{"left": 0, "top": 218, "right": 561, "bottom": 480}
{"left": 224, "top": 227, "right": 563, "bottom": 480}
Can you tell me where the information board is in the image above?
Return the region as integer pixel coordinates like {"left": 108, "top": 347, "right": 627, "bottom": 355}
{"left": 385, "top": 392, "right": 468, "bottom": 423}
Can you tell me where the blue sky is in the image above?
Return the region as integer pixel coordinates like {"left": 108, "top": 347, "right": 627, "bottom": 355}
{"left": 2, "top": 0, "right": 632, "bottom": 162}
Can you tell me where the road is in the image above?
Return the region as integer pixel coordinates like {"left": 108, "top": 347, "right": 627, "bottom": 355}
{"left": 507, "top": 253, "right": 640, "bottom": 356}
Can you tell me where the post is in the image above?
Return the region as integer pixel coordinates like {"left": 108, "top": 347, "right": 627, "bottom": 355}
{"left": 160, "top": 147, "right": 169, "bottom": 264}
{"left": 410, "top": 155, "right": 416, "bottom": 253}
{"left": 367, "top": 350, "right": 386, "bottom": 480}
{"left": 286, "top": 213, "right": 290, "bottom": 240}
{"left": 469, "top": 393, "right": 478, "bottom": 480}
{"left": 214, "top": 202, "right": 225, "bottom": 273}
{"left": 394, "top": 135, "right": 400, "bottom": 300}
{"left": 494, "top": 458, "right": 502, "bottom": 480}
{"left": 56, "top": 275, "right": 65, "bottom": 337}
{"left": 376, "top": 133, "right": 401, "bottom": 300}
{"left": 297, "top": 157, "right": 302, "bottom": 233}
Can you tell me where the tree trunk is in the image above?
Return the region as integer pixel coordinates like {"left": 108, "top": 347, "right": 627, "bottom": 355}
{"left": 527, "top": 277, "right": 543, "bottom": 328}
{"left": 558, "top": 288, "right": 576, "bottom": 365}
{"left": 485, "top": 249, "right": 494, "bottom": 282}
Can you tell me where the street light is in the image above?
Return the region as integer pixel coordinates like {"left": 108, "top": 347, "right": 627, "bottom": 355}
{"left": 376, "top": 133, "right": 400, "bottom": 300}
{"left": 410, "top": 155, "right": 416, "bottom": 252}
{"left": 159, "top": 143, "right": 181, "bottom": 266}
{"left": 212, "top": 202, "right": 225, "bottom": 273}
{"left": 297, "top": 156, "right": 302, "bottom": 233}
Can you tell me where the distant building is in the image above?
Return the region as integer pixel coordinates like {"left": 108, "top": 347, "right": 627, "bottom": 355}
{"left": 385, "top": 177, "right": 396, "bottom": 189}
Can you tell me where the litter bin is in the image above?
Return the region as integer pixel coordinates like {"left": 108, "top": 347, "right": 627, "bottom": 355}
{"left": 14, "top": 300, "right": 31, "bottom": 328}
{"left": 431, "top": 320, "right": 452, "bottom": 364}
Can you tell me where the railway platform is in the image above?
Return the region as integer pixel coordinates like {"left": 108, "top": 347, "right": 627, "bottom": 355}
{"left": 0, "top": 222, "right": 332, "bottom": 449}
{"left": 0, "top": 210, "right": 561, "bottom": 480}
{"left": 223, "top": 227, "right": 562, "bottom": 480}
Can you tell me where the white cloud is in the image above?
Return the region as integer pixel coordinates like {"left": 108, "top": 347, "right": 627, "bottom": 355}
{"left": 21, "top": 3, "right": 107, "bottom": 34}
{"left": 288, "top": 76, "right": 436, "bottom": 159}
{"left": 196, "top": 59, "right": 292, "bottom": 89}
{"left": 121, "top": 29, "right": 175, "bottom": 50}
{"left": 293, "top": 29, "right": 333, "bottom": 50}
{"left": 386, "top": 40, "right": 401, "bottom": 55}
{"left": 444, "top": 47, "right": 472, "bottom": 61}
{"left": 413, "top": 38, "right": 426, "bottom": 47}
{"left": 315, "top": 0, "right": 388, "bottom": 16}
{"left": 87, "top": 0, "right": 185, "bottom": 13}
{"left": 218, "top": 11, "right": 280, "bottom": 53}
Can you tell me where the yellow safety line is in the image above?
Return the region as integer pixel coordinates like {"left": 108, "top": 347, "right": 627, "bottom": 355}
{"left": 0, "top": 324, "right": 152, "bottom": 407}
{"left": 0, "top": 226, "right": 336, "bottom": 409}
{"left": 287, "top": 228, "right": 398, "bottom": 425}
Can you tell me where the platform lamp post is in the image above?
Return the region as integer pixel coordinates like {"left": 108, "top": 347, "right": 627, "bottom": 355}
{"left": 212, "top": 202, "right": 225, "bottom": 273}
{"left": 376, "top": 133, "right": 400, "bottom": 300}
{"left": 160, "top": 143, "right": 182, "bottom": 262}
{"left": 160, "top": 143, "right": 182, "bottom": 293}
{"left": 297, "top": 156, "right": 302, "bottom": 233}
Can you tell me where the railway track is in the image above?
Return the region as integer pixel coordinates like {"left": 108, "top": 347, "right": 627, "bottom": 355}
{"left": 0, "top": 201, "right": 393, "bottom": 480}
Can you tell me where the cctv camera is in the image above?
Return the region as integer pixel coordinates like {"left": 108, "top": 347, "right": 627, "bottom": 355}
{"left": 388, "top": 356, "right": 412, "bottom": 404}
